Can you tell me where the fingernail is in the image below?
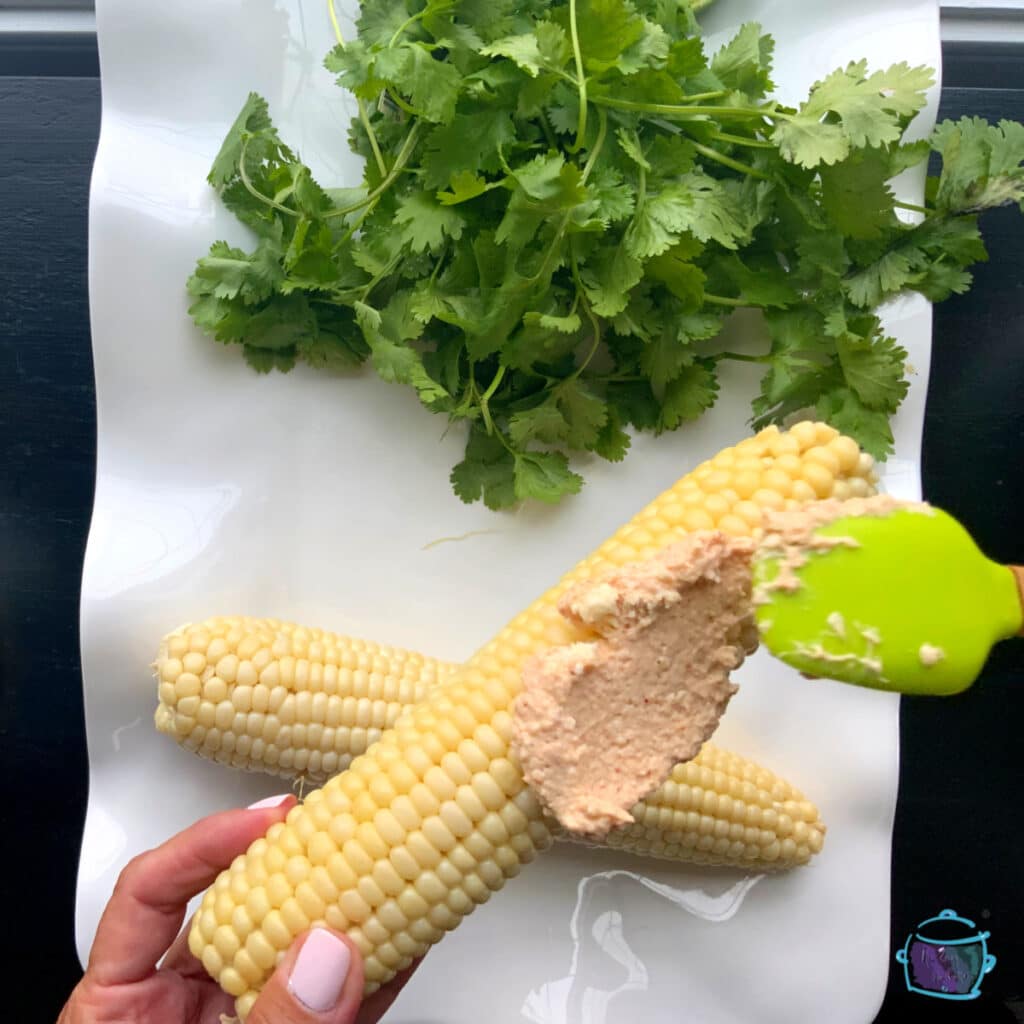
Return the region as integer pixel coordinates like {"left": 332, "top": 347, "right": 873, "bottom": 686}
{"left": 247, "top": 794, "right": 291, "bottom": 810}
{"left": 288, "top": 929, "right": 351, "bottom": 1012}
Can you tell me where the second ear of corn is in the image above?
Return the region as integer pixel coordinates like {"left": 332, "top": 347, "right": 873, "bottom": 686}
{"left": 155, "top": 616, "right": 827, "bottom": 865}
{"left": 186, "top": 422, "right": 877, "bottom": 1018}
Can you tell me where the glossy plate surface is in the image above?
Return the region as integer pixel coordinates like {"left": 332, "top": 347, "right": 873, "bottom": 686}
{"left": 80, "top": 1, "right": 940, "bottom": 1020}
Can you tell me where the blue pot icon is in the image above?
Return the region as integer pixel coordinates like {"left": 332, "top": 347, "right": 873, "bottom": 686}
{"left": 896, "top": 909, "right": 997, "bottom": 1000}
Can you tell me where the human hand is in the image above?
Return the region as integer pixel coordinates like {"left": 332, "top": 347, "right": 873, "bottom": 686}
{"left": 59, "top": 795, "right": 420, "bottom": 1024}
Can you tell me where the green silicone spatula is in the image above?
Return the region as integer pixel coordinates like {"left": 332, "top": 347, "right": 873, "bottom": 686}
{"left": 752, "top": 499, "right": 1023, "bottom": 696}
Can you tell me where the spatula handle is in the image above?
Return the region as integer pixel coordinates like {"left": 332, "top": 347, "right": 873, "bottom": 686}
{"left": 1012, "top": 566, "right": 1024, "bottom": 636}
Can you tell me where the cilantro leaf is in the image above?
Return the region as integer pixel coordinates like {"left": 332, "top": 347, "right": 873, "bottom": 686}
{"left": 553, "top": 0, "right": 646, "bottom": 74}
{"left": 626, "top": 174, "right": 748, "bottom": 259}
{"left": 607, "top": 379, "right": 660, "bottom": 431}
{"left": 754, "top": 308, "right": 829, "bottom": 414}
{"left": 508, "top": 379, "right": 606, "bottom": 450}
{"left": 207, "top": 92, "right": 289, "bottom": 189}
{"left": 638, "top": 312, "right": 721, "bottom": 394}
{"left": 843, "top": 250, "right": 918, "bottom": 308}
{"left": 641, "top": 328, "right": 695, "bottom": 394}
{"left": 590, "top": 408, "right": 631, "bottom": 462}
{"left": 523, "top": 310, "right": 582, "bottom": 333}
{"left": 243, "top": 346, "right": 297, "bottom": 374}
{"left": 616, "top": 127, "right": 651, "bottom": 171}
{"left": 842, "top": 212, "right": 989, "bottom": 308}
{"left": 657, "top": 361, "right": 719, "bottom": 432}
{"left": 556, "top": 379, "right": 608, "bottom": 448}
{"left": 586, "top": 165, "right": 636, "bottom": 225}
{"left": 237, "top": 294, "right": 316, "bottom": 352}
{"left": 480, "top": 22, "right": 571, "bottom": 76}
{"left": 711, "top": 252, "right": 798, "bottom": 307}
{"left": 355, "top": 0, "right": 415, "bottom": 48}
{"left": 395, "top": 191, "right": 466, "bottom": 252}
{"left": 774, "top": 61, "right": 934, "bottom": 167}
{"left": 819, "top": 148, "right": 897, "bottom": 240}
{"left": 580, "top": 241, "right": 644, "bottom": 317}
{"left": 509, "top": 401, "right": 569, "bottom": 447}
{"left": 514, "top": 450, "right": 583, "bottom": 504}
{"left": 834, "top": 325, "right": 909, "bottom": 412}
{"left": 911, "top": 260, "right": 974, "bottom": 303}
{"left": 625, "top": 188, "right": 692, "bottom": 259}
{"left": 422, "top": 112, "right": 515, "bottom": 189}
{"left": 451, "top": 426, "right": 518, "bottom": 510}
{"left": 355, "top": 291, "right": 450, "bottom": 407}
{"left": 376, "top": 43, "right": 462, "bottom": 124}
{"left": 615, "top": 20, "right": 671, "bottom": 76}
{"left": 188, "top": 238, "right": 284, "bottom": 304}
{"left": 190, "top": 10, "right": 1022, "bottom": 508}
{"left": 711, "top": 23, "right": 775, "bottom": 99}
{"left": 931, "top": 116, "right": 1024, "bottom": 213}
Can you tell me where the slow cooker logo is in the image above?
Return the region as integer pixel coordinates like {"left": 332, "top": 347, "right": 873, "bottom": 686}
{"left": 896, "top": 909, "right": 997, "bottom": 1000}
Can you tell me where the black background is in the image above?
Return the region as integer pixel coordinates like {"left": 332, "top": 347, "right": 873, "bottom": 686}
{"left": 1, "top": 35, "right": 1021, "bottom": 1024}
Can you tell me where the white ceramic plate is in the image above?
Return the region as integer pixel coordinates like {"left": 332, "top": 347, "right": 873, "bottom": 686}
{"left": 80, "top": 2, "right": 940, "bottom": 1021}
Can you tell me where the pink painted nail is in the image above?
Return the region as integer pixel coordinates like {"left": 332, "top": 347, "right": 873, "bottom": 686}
{"left": 288, "top": 929, "right": 351, "bottom": 1012}
{"left": 247, "top": 794, "right": 291, "bottom": 810}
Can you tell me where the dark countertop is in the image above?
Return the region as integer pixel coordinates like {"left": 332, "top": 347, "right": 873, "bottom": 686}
{"left": 1, "top": 37, "right": 1021, "bottom": 1024}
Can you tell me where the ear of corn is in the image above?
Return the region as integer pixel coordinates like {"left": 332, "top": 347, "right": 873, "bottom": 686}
{"left": 155, "top": 617, "right": 825, "bottom": 865}
{"left": 154, "top": 621, "right": 440, "bottom": 782}
{"left": 188, "top": 422, "right": 877, "bottom": 1017}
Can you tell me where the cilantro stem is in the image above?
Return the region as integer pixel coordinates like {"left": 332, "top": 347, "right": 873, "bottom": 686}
{"left": 537, "top": 115, "right": 558, "bottom": 151}
{"left": 716, "top": 351, "right": 769, "bottom": 363}
{"left": 336, "top": 201, "right": 375, "bottom": 249}
{"left": 327, "top": 0, "right": 344, "bottom": 43}
{"left": 574, "top": 311, "right": 602, "bottom": 377}
{"left": 386, "top": 89, "right": 421, "bottom": 118}
{"left": 710, "top": 130, "right": 774, "bottom": 149}
{"left": 480, "top": 365, "right": 506, "bottom": 404}
{"left": 693, "top": 142, "right": 770, "bottom": 180}
{"left": 465, "top": 110, "right": 597, "bottom": 295}
{"left": 703, "top": 293, "right": 746, "bottom": 307}
{"left": 567, "top": 0, "right": 588, "bottom": 154}
{"left": 327, "top": 0, "right": 387, "bottom": 178}
{"left": 389, "top": 13, "right": 418, "bottom": 47}
{"left": 894, "top": 199, "right": 930, "bottom": 215}
{"left": 581, "top": 107, "right": 607, "bottom": 183}
{"left": 568, "top": 245, "right": 602, "bottom": 379}
{"left": 238, "top": 139, "right": 298, "bottom": 217}
{"left": 325, "top": 124, "right": 421, "bottom": 218}
{"left": 478, "top": 371, "right": 508, "bottom": 440}
{"left": 429, "top": 251, "right": 446, "bottom": 283}
{"left": 359, "top": 108, "right": 389, "bottom": 179}
{"left": 360, "top": 252, "right": 403, "bottom": 301}
{"left": 526, "top": 206, "right": 575, "bottom": 289}
{"left": 681, "top": 90, "right": 728, "bottom": 102}
{"left": 388, "top": 1, "right": 457, "bottom": 47}
{"left": 591, "top": 95, "right": 778, "bottom": 122}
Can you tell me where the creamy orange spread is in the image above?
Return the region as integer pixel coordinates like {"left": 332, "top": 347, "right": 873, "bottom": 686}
{"left": 512, "top": 532, "right": 758, "bottom": 838}
{"left": 754, "top": 494, "right": 932, "bottom": 599}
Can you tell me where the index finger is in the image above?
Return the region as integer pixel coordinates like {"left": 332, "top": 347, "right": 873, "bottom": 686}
{"left": 88, "top": 799, "right": 294, "bottom": 986}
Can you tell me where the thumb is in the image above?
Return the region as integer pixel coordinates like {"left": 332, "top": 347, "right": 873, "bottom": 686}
{"left": 247, "top": 928, "right": 365, "bottom": 1024}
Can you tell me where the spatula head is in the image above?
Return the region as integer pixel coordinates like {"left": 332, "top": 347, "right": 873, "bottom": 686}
{"left": 753, "top": 498, "right": 1022, "bottom": 695}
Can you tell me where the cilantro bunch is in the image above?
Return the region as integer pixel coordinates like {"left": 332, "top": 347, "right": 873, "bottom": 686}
{"left": 187, "top": 0, "right": 1024, "bottom": 508}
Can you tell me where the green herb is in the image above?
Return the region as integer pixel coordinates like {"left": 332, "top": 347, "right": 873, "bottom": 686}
{"left": 187, "top": 0, "right": 1024, "bottom": 509}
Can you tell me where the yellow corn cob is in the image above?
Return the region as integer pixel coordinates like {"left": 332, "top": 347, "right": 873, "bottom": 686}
{"left": 154, "top": 620, "right": 439, "bottom": 782}
{"left": 189, "top": 422, "right": 876, "bottom": 1017}
{"left": 155, "top": 617, "right": 827, "bottom": 866}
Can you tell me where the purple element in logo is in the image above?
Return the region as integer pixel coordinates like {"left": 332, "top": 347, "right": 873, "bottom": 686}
{"left": 896, "top": 909, "right": 997, "bottom": 1001}
{"left": 910, "top": 941, "right": 979, "bottom": 995}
